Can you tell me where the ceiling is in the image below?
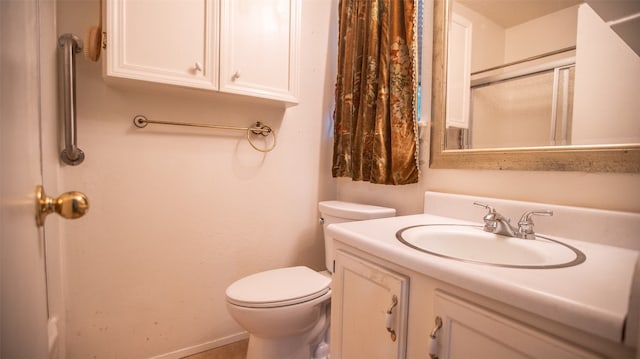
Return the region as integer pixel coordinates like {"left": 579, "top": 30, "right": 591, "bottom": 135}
{"left": 456, "top": 0, "right": 640, "bottom": 56}
{"left": 456, "top": 0, "right": 584, "bottom": 28}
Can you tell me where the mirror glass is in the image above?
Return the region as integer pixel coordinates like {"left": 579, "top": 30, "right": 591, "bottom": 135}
{"left": 443, "top": 0, "right": 640, "bottom": 151}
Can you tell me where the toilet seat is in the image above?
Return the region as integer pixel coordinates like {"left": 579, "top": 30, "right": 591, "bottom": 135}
{"left": 226, "top": 266, "right": 331, "bottom": 308}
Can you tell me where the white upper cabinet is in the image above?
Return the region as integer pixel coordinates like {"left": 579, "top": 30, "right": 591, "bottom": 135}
{"left": 105, "top": 0, "right": 219, "bottom": 90}
{"left": 105, "top": 0, "right": 299, "bottom": 104}
{"left": 220, "top": 0, "right": 300, "bottom": 103}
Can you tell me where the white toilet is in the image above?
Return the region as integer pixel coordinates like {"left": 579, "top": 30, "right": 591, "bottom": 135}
{"left": 225, "top": 201, "right": 396, "bottom": 359}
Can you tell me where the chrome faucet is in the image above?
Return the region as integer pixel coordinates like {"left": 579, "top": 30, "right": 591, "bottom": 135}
{"left": 474, "top": 202, "right": 553, "bottom": 239}
{"left": 474, "top": 202, "right": 516, "bottom": 237}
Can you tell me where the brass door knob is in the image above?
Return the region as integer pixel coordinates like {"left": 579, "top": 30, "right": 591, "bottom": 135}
{"left": 35, "top": 185, "right": 89, "bottom": 227}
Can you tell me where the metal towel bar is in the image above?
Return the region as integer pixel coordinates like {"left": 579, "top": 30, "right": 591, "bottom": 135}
{"left": 133, "top": 115, "right": 277, "bottom": 153}
{"left": 58, "top": 33, "right": 85, "bottom": 165}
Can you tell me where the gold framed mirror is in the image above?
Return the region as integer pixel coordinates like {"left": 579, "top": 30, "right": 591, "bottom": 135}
{"left": 429, "top": 0, "right": 640, "bottom": 172}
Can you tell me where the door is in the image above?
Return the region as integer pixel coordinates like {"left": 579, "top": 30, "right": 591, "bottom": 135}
{"left": 1, "top": 0, "right": 51, "bottom": 357}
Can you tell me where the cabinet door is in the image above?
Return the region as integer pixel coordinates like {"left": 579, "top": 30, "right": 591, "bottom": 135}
{"left": 106, "top": 0, "right": 218, "bottom": 90}
{"left": 331, "top": 251, "right": 409, "bottom": 359}
{"left": 434, "top": 291, "right": 601, "bottom": 359}
{"left": 219, "top": 0, "right": 299, "bottom": 103}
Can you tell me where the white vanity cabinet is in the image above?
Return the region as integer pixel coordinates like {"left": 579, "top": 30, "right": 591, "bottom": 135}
{"left": 328, "top": 193, "right": 639, "bottom": 358}
{"left": 331, "top": 244, "right": 635, "bottom": 359}
{"left": 105, "top": 0, "right": 299, "bottom": 104}
{"left": 330, "top": 250, "right": 409, "bottom": 359}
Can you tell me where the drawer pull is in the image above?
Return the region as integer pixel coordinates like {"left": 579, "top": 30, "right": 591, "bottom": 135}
{"left": 385, "top": 295, "right": 398, "bottom": 342}
{"left": 428, "top": 316, "right": 443, "bottom": 359}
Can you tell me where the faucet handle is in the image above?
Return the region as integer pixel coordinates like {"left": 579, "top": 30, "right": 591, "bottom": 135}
{"left": 516, "top": 210, "right": 553, "bottom": 239}
{"left": 474, "top": 202, "right": 498, "bottom": 220}
{"left": 473, "top": 201, "right": 494, "bottom": 212}
{"left": 474, "top": 202, "right": 498, "bottom": 232}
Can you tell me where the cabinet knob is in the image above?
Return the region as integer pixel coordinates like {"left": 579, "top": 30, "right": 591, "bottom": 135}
{"left": 232, "top": 71, "right": 241, "bottom": 81}
{"left": 194, "top": 62, "right": 203, "bottom": 72}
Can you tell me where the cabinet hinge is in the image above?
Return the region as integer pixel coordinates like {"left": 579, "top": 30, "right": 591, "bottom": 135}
{"left": 101, "top": 32, "right": 107, "bottom": 49}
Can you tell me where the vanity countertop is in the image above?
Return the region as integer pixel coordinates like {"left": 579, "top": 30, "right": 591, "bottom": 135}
{"left": 327, "top": 213, "right": 639, "bottom": 343}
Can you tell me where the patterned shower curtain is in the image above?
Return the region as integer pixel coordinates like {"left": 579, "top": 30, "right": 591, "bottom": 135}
{"left": 332, "top": 0, "right": 419, "bottom": 185}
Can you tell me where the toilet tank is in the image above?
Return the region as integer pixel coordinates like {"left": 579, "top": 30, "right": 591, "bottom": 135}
{"left": 318, "top": 201, "right": 396, "bottom": 273}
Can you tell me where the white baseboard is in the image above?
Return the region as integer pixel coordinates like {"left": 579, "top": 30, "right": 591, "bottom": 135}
{"left": 149, "top": 332, "right": 249, "bottom": 359}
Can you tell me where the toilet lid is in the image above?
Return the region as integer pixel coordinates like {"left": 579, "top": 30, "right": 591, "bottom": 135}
{"left": 226, "top": 266, "right": 331, "bottom": 308}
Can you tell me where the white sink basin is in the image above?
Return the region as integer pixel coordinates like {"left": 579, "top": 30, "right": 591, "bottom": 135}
{"left": 396, "top": 225, "right": 586, "bottom": 269}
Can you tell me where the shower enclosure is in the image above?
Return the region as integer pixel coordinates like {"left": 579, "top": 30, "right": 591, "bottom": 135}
{"left": 467, "top": 57, "right": 575, "bottom": 149}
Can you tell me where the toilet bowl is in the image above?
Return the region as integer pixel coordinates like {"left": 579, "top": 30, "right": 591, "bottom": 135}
{"left": 225, "top": 201, "right": 396, "bottom": 359}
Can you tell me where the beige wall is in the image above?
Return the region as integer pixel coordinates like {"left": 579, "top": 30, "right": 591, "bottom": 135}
{"left": 56, "top": 0, "right": 337, "bottom": 357}
{"left": 504, "top": 5, "right": 578, "bottom": 62}
{"left": 336, "top": 145, "right": 640, "bottom": 217}
{"left": 573, "top": 4, "right": 640, "bottom": 145}
{"left": 452, "top": 2, "right": 505, "bottom": 72}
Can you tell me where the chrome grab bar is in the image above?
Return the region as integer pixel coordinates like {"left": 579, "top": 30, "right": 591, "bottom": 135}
{"left": 58, "top": 33, "right": 85, "bottom": 165}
